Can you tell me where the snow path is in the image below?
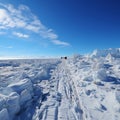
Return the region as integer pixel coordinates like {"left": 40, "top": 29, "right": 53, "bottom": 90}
{"left": 58, "top": 60, "right": 83, "bottom": 120}
{"left": 32, "top": 60, "right": 84, "bottom": 120}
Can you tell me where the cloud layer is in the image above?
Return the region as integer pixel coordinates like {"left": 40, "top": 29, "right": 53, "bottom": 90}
{"left": 0, "top": 3, "right": 70, "bottom": 46}
{"left": 13, "top": 32, "right": 29, "bottom": 38}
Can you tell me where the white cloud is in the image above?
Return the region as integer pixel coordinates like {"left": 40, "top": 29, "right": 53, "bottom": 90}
{"left": 0, "top": 9, "right": 14, "bottom": 28}
{"left": 52, "top": 40, "right": 70, "bottom": 46}
{"left": 13, "top": 32, "right": 29, "bottom": 38}
{"left": 0, "top": 3, "right": 70, "bottom": 46}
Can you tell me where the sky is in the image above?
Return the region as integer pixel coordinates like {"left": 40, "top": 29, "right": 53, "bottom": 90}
{"left": 0, "top": 0, "right": 120, "bottom": 58}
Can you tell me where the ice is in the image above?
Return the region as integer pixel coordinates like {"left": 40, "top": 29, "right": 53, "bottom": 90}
{"left": 94, "top": 68, "right": 107, "bottom": 81}
{"left": 8, "top": 79, "right": 33, "bottom": 93}
{"left": 67, "top": 48, "right": 120, "bottom": 120}
{"left": 7, "top": 92, "right": 20, "bottom": 118}
{"left": 0, "top": 108, "right": 9, "bottom": 120}
{"left": 0, "top": 59, "right": 59, "bottom": 119}
{"left": 0, "top": 95, "right": 6, "bottom": 110}
{"left": 116, "top": 90, "right": 120, "bottom": 103}
{"left": 0, "top": 49, "right": 120, "bottom": 120}
{"left": 91, "top": 48, "right": 120, "bottom": 58}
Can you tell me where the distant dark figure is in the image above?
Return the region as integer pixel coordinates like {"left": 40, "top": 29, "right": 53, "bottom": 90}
{"left": 64, "top": 57, "right": 67, "bottom": 59}
{"left": 61, "top": 56, "right": 67, "bottom": 59}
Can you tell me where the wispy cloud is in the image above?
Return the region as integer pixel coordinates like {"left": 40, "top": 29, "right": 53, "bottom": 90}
{"left": 52, "top": 40, "right": 70, "bottom": 46}
{"left": 13, "top": 32, "right": 29, "bottom": 38}
{"left": 0, "top": 3, "right": 70, "bottom": 46}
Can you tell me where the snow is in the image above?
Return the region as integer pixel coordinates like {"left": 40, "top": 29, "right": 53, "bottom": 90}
{"left": 7, "top": 92, "right": 20, "bottom": 118}
{"left": 0, "top": 49, "right": 120, "bottom": 120}
{"left": 90, "top": 48, "right": 120, "bottom": 58}
{"left": 0, "top": 108, "right": 9, "bottom": 120}
{"left": 0, "top": 59, "right": 59, "bottom": 120}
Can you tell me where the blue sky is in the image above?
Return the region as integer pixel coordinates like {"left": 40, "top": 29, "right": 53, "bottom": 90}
{"left": 0, "top": 0, "right": 120, "bottom": 58}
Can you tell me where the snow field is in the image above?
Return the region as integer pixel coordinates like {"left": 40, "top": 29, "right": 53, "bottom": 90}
{"left": 0, "top": 59, "right": 59, "bottom": 120}
{"left": 0, "top": 48, "right": 120, "bottom": 120}
{"left": 67, "top": 49, "right": 120, "bottom": 120}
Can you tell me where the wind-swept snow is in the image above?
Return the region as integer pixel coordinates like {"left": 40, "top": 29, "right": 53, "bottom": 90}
{"left": 67, "top": 49, "right": 120, "bottom": 120}
{"left": 0, "top": 48, "right": 120, "bottom": 120}
{"left": 0, "top": 59, "right": 60, "bottom": 120}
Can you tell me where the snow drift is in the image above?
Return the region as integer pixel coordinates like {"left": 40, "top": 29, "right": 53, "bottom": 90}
{"left": 0, "top": 48, "right": 120, "bottom": 120}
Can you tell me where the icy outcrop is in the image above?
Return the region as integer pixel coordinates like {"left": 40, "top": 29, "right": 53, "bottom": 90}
{"left": 0, "top": 108, "right": 9, "bottom": 120}
{"left": 0, "top": 79, "right": 33, "bottom": 119}
{"left": 8, "top": 78, "right": 33, "bottom": 106}
{"left": 0, "top": 51, "right": 120, "bottom": 120}
{"left": 6, "top": 92, "right": 20, "bottom": 118}
{"left": 0, "top": 59, "right": 59, "bottom": 119}
{"left": 67, "top": 48, "right": 120, "bottom": 120}
{"left": 0, "top": 96, "right": 6, "bottom": 111}
{"left": 20, "top": 89, "right": 32, "bottom": 106}
{"left": 8, "top": 79, "right": 33, "bottom": 94}
{"left": 116, "top": 90, "right": 120, "bottom": 103}
{"left": 94, "top": 69, "right": 107, "bottom": 81}
{"left": 90, "top": 48, "right": 120, "bottom": 58}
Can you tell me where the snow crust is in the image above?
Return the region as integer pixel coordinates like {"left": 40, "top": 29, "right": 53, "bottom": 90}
{"left": 0, "top": 59, "right": 59, "bottom": 120}
{"left": 91, "top": 48, "right": 120, "bottom": 58}
{"left": 0, "top": 48, "right": 120, "bottom": 120}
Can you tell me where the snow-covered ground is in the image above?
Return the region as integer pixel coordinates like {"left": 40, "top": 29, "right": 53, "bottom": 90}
{"left": 0, "top": 48, "right": 120, "bottom": 120}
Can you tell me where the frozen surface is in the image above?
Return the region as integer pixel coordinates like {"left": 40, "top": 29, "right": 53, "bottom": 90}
{"left": 0, "top": 59, "right": 60, "bottom": 120}
{"left": 0, "top": 49, "right": 120, "bottom": 120}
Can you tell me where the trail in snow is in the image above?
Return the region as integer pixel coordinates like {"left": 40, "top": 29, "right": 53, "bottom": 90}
{"left": 33, "top": 60, "right": 83, "bottom": 120}
{"left": 0, "top": 48, "right": 120, "bottom": 120}
{"left": 57, "top": 61, "right": 83, "bottom": 120}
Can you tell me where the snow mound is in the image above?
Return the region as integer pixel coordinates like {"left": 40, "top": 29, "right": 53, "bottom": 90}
{"left": 7, "top": 92, "right": 20, "bottom": 118}
{"left": 66, "top": 48, "right": 120, "bottom": 120}
{"left": 8, "top": 79, "right": 33, "bottom": 94}
{"left": 91, "top": 48, "right": 120, "bottom": 58}
{"left": 0, "top": 108, "right": 9, "bottom": 120}
{"left": 0, "top": 50, "right": 120, "bottom": 120}
{"left": 0, "top": 59, "right": 59, "bottom": 120}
